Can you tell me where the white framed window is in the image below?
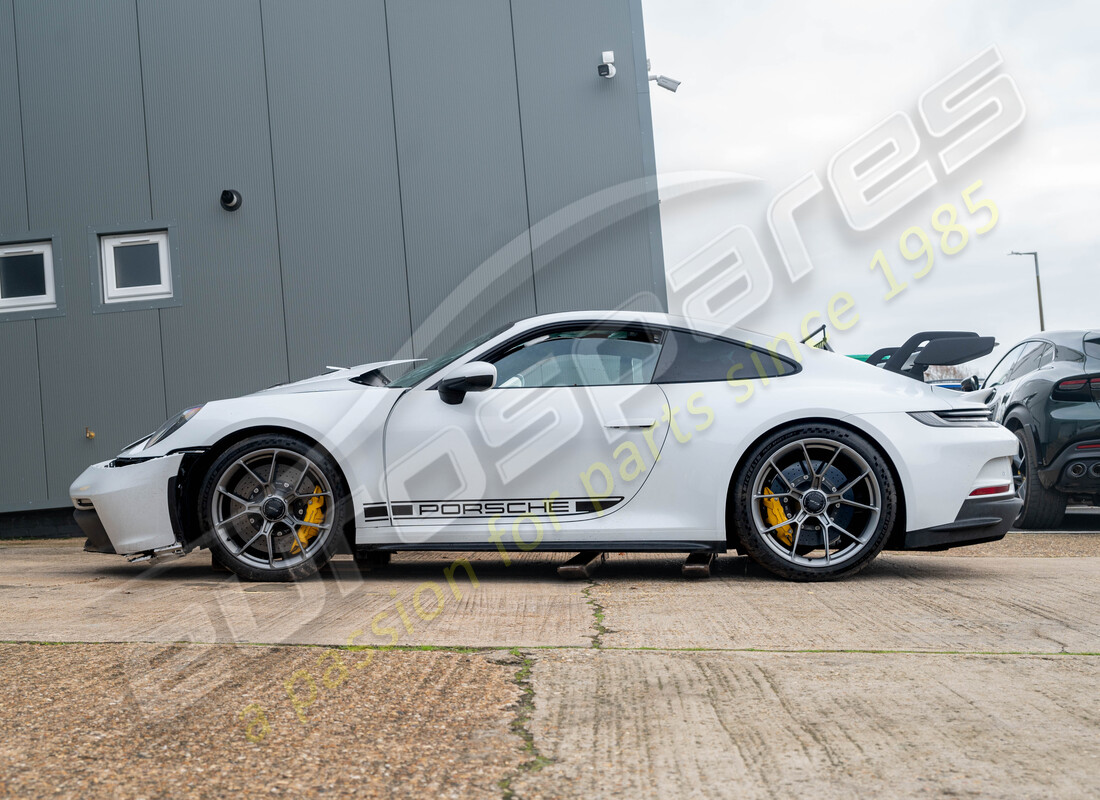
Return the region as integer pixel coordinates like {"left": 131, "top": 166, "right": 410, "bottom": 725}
{"left": 100, "top": 231, "right": 173, "bottom": 304}
{"left": 0, "top": 241, "right": 56, "bottom": 313}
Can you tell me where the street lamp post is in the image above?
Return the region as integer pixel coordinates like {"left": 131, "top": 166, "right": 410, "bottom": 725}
{"left": 1009, "top": 251, "right": 1045, "bottom": 331}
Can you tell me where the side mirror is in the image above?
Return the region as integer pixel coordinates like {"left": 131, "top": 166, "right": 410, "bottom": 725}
{"left": 438, "top": 361, "right": 497, "bottom": 405}
{"left": 960, "top": 375, "right": 980, "bottom": 392}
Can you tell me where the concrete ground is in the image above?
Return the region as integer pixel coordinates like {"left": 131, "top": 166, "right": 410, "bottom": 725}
{"left": 1, "top": 522, "right": 1099, "bottom": 799}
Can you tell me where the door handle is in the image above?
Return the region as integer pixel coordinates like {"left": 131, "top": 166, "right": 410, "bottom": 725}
{"left": 604, "top": 418, "right": 657, "bottom": 429}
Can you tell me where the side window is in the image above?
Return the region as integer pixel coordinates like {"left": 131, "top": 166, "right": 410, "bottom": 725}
{"left": 1037, "top": 344, "right": 1054, "bottom": 369}
{"left": 982, "top": 343, "right": 1026, "bottom": 388}
{"left": 99, "top": 231, "right": 173, "bottom": 304}
{"left": 490, "top": 327, "right": 663, "bottom": 388}
{"left": 651, "top": 328, "right": 798, "bottom": 383}
{"left": 1006, "top": 341, "right": 1045, "bottom": 382}
{"left": 0, "top": 241, "right": 56, "bottom": 313}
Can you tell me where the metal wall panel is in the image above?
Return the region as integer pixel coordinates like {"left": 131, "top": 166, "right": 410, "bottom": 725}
{"left": 138, "top": 0, "right": 288, "bottom": 408}
{"left": 386, "top": 0, "right": 536, "bottom": 356}
{"left": 0, "top": 318, "right": 47, "bottom": 508}
{"left": 262, "top": 0, "right": 413, "bottom": 378}
{"left": 0, "top": 0, "right": 47, "bottom": 509}
{"left": 16, "top": 0, "right": 167, "bottom": 501}
{"left": 511, "top": 0, "right": 665, "bottom": 312}
{"left": 0, "top": 0, "right": 26, "bottom": 234}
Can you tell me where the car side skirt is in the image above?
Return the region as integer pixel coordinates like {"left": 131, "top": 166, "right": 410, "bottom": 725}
{"left": 358, "top": 540, "right": 727, "bottom": 553}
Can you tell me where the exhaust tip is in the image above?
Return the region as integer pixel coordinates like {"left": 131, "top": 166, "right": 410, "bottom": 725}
{"left": 1067, "top": 462, "right": 1087, "bottom": 479}
{"left": 1091, "top": 463, "right": 1100, "bottom": 478}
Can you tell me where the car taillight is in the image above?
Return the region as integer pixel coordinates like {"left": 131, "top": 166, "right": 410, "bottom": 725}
{"left": 1052, "top": 375, "right": 1100, "bottom": 401}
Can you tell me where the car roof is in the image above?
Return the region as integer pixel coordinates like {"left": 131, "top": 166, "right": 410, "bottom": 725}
{"left": 510, "top": 309, "right": 773, "bottom": 342}
{"left": 1018, "top": 330, "right": 1089, "bottom": 345}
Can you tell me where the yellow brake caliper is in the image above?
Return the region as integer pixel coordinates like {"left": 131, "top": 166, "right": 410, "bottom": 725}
{"left": 291, "top": 485, "right": 325, "bottom": 554}
{"left": 761, "top": 487, "right": 794, "bottom": 547}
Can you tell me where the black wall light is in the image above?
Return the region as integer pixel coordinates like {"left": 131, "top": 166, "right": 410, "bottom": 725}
{"left": 220, "top": 189, "right": 243, "bottom": 212}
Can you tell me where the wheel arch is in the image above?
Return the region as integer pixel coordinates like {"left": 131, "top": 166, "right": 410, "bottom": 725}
{"left": 723, "top": 416, "right": 907, "bottom": 549}
{"left": 175, "top": 425, "right": 355, "bottom": 549}
{"left": 1002, "top": 406, "right": 1037, "bottom": 443}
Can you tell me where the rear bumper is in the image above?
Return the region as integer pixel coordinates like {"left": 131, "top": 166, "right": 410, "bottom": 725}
{"left": 1039, "top": 438, "right": 1100, "bottom": 493}
{"left": 69, "top": 454, "right": 184, "bottom": 555}
{"left": 899, "top": 494, "right": 1021, "bottom": 551}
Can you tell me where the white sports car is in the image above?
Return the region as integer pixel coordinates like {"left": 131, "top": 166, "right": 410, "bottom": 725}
{"left": 71, "top": 310, "right": 1020, "bottom": 581}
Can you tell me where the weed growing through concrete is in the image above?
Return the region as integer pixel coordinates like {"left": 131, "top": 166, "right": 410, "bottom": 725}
{"left": 498, "top": 647, "right": 554, "bottom": 799}
{"left": 582, "top": 579, "right": 609, "bottom": 649}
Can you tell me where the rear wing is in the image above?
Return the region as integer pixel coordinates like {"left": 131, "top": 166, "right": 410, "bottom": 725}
{"left": 800, "top": 324, "right": 834, "bottom": 352}
{"left": 865, "top": 331, "right": 997, "bottom": 382}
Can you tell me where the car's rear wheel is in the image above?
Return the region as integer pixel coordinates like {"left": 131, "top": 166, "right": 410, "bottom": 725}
{"left": 733, "top": 424, "right": 896, "bottom": 581}
{"left": 1012, "top": 428, "right": 1066, "bottom": 529}
{"left": 197, "top": 434, "right": 348, "bottom": 581}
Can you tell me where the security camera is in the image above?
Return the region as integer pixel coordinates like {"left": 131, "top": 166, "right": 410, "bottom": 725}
{"left": 220, "top": 189, "right": 243, "bottom": 212}
{"left": 649, "top": 74, "right": 681, "bottom": 93}
{"left": 598, "top": 50, "right": 616, "bottom": 79}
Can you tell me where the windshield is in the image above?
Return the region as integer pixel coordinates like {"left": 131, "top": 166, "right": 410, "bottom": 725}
{"left": 388, "top": 323, "right": 512, "bottom": 388}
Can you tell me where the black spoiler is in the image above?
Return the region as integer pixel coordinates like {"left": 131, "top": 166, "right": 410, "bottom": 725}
{"left": 867, "top": 331, "right": 997, "bottom": 382}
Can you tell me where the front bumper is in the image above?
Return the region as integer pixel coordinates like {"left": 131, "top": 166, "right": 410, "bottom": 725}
{"left": 899, "top": 494, "right": 1021, "bottom": 551}
{"left": 69, "top": 454, "right": 184, "bottom": 555}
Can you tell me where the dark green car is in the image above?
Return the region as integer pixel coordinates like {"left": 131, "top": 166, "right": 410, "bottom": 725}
{"left": 972, "top": 330, "right": 1100, "bottom": 528}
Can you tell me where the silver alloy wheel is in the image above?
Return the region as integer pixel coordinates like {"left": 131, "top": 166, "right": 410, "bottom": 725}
{"left": 210, "top": 447, "right": 335, "bottom": 571}
{"left": 749, "top": 437, "right": 882, "bottom": 568}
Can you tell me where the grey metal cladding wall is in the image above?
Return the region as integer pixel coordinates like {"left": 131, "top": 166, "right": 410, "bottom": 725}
{"left": 262, "top": 0, "right": 414, "bottom": 379}
{"left": 16, "top": 0, "right": 168, "bottom": 501}
{"left": 386, "top": 0, "right": 536, "bottom": 356}
{"left": 0, "top": 322, "right": 47, "bottom": 508}
{"left": 138, "top": 0, "right": 289, "bottom": 409}
{"left": 511, "top": 0, "right": 663, "bottom": 313}
{"left": 0, "top": 0, "right": 25, "bottom": 232}
{"left": 0, "top": 0, "right": 48, "bottom": 509}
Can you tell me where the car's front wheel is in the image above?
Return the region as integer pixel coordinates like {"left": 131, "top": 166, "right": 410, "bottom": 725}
{"left": 732, "top": 424, "right": 897, "bottom": 581}
{"left": 197, "top": 434, "right": 348, "bottom": 581}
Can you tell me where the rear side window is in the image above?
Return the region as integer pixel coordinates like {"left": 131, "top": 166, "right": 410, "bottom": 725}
{"left": 1006, "top": 341, "right": 1046, "bottom": 382}
{"left": 652, "top": 329, "right": 798, "bottom": 383}
{"left": 1084, "top": 334, "right": 1100, "bottom": 361}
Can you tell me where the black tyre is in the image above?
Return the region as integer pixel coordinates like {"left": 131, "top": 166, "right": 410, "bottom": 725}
{"left": 1012, "top": 428, "right": 1066, "bottom": 529}
{"left": 732, "top": 423, "right": 897, "bottom": 581}
{"left": 197, "top": 434, "right": 349, "bottom": 581}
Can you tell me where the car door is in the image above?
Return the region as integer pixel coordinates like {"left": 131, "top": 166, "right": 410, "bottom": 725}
{"left": 382, "top": 324, "right": 671, "bottom": 537}
{"left": 984, "top": 341, "right": 1042, "bottom": 422}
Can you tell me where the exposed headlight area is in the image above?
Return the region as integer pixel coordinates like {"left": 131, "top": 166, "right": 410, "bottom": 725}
{"left": 908, "top": 408, "right": 998, "bottom": 428}
{"left": 143, "top": 404, "right": 205, "bottom": 450}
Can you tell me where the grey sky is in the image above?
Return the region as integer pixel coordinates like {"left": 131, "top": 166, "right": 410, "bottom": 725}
{"left": 643, "top": 0, "right": 1099, "bottom": 369}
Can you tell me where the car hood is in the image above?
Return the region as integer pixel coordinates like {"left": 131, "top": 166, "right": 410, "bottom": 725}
{"left": 252, "top": 359, "right": 421, "bottom": 395}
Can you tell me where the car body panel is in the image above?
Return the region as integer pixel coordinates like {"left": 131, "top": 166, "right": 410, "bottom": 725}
{"left": 71, "top": 454, "right": 185, "bottom": 553}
